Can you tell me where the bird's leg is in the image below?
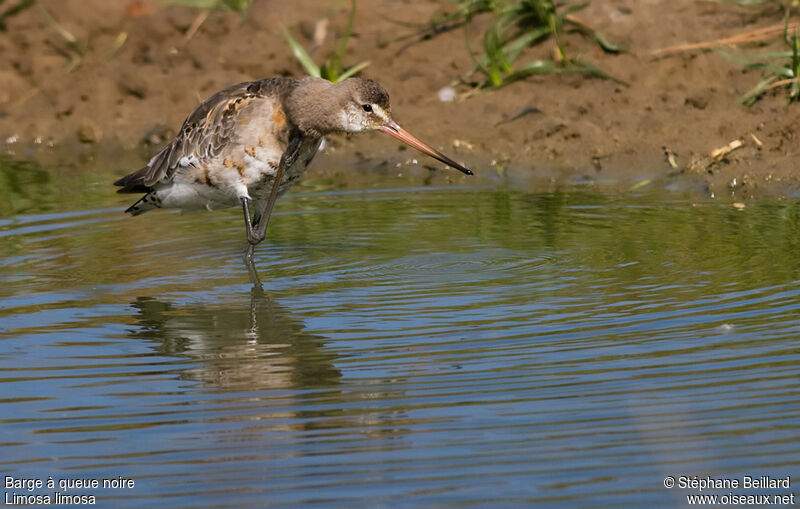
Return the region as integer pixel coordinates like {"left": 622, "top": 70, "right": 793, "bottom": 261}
{"left": 241, "top": 196, "right": 258, "bottom": 244}
{"left": 242, "top": 130, "right": 304, "bottom": 262}
{"left": 249, "top": 132, "right": 303, "bottom": 243}
{"left": 242, "top": 197, "right": 260, "bottom": 265}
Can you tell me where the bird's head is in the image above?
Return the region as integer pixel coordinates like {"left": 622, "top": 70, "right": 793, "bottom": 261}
{"left": 337, "top": 78, "right": 393, "bottom": 132}
{"left": 290, "top": 78, "right": 473, "bottom": 176}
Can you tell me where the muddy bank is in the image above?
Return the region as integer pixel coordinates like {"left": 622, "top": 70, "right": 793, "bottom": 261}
{"left": 2, "top": 0, "right": 800, "bottom": 198}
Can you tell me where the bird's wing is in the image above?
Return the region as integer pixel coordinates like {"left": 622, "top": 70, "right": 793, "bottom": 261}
{"left": 115, "top": 78, "right": 294, "bottom": 192}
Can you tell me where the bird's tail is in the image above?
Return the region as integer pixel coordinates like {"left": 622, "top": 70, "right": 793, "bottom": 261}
{"left": 124, "top": 193, "right": 161, "bottom": 216}
{"left": 114, "top": 166, "right": 152, "bottom": 194}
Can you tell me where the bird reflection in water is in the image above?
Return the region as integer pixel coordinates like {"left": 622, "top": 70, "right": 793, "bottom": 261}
{"left": 127, "top": 277, "right": 340, "bottom": 392}
{"left": 126, "top": 262, "right": 413, "bottom": 440}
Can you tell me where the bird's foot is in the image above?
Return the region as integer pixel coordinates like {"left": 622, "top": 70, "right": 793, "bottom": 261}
{"left": 241, "top": 196, "right": 265, "bottom": 245}
{"left": 246, "top": 231, "right": 265, "bottom": 245}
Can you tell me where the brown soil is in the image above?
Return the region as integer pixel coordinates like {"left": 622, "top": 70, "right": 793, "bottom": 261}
{"left": 3, "top": 0, "right": 800, "bottom": 198}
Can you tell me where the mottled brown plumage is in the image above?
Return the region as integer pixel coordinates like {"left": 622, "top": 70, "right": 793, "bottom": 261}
{"left": 114, "top": 77, "right": 473, "bottom": 264}
{"left": 115, "top": 78, "right": 297, "bottom": 196}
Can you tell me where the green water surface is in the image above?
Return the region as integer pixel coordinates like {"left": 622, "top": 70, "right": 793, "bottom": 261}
{"left": 0, "top": 154, "right": 799, "bottom": 507}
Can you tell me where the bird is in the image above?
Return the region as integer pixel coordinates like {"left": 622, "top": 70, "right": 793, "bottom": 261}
{"left": 114, "top": 77, "right": 473, "bottom": 264}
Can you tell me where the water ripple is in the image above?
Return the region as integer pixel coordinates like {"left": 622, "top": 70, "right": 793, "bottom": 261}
{"left": 1, "top": 187, "right": 799, "bottom": 507}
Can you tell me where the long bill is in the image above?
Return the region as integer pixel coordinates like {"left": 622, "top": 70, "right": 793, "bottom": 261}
{"left": 380, "top": 120, "right": 474, "bottom": 176}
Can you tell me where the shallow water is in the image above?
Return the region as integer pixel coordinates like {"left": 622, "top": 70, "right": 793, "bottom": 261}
{"left": 1, "top": 155, "right": 799, "bottom": 507}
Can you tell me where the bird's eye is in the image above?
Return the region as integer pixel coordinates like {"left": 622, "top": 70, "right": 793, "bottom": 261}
{"left": 362, "top": 104, "right": 373, "bottom": 112}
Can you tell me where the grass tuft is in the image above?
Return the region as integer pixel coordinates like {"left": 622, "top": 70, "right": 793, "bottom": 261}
{"left": 165, "top": 0, "right": 253, "bottom": 44}
{"left": 39, "top": 4, "right": 87, "bottom": 71}
{"left": 390, "top": 0, "right": 624, "bottom": 91}
{"left": 716, "top": 15, "right": 800, "bottom": 105}
{"left": 281, "top": 0, "right": 370, "bottom": 83}
{"left": 38, "top": 5, "right": 128, "bottom": 71}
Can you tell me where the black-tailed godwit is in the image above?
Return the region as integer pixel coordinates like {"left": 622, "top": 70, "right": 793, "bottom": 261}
{"left": 115, "top": 77, "right": 473, "bottom": 263}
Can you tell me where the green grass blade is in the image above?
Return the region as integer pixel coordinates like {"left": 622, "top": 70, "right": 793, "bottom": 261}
{"left": 503, "top": 26, "right": 550, "bottom": 63}
{"left": 739, "top": 50, "right": 792, "bottom": 59}
{"left": 281, "top": 25, "right": 321, "bottom": 78}
{"left": 511, "top": 59, "right": 560, "bottom": 73}
{"left": 481, "top": 25, "right": 508, "bottom": 86}
{"left": 464, "top": 23, "right": 492, "bottom": 83}
{"left": 165, "top": 0, "right": 251, "bottom": 10}
{"left": 165, "top": 0, "right": 219, "bottom": 9}
{"left": 337, "top": 60, "right": 370, "bottom": 81}
{"left": 741, "top": 75, "right": 778, "bottom": 106}
{"left": 716, "top": 48, "right": 794, "bottom": 77}
{"left": 487, "top": 25, "right": 511, "bottom": 72}
{"left": 221, "top": 0, "right": 251, "bottom": 12}
{"left": 790, "top": 31, "right": 800, "bottom": 100}
{"left": 496, "top": 60, "right": 566, "bottom": 87}
{"left": 39, "top": 5, "right": 77, "bottom": 44}
{"left": 593, "top": 30, "right": 625, "bottom": 54}
{"left": 319, "top": 62, "right": 334, "bottom": 82}
{"left": 561, "top": 1, "right": 589, "bottom": 17}
{"left": 330, "top": 0, "right": 357, "bottom": 82}
{"left": 571, "top": 59, "right": 628, "bottom": 85}
{"left": 488, "top": 58, "right": 627, "bottom": 89}
{"left": 104, "top": 31, "right": 128, "bottom": 60}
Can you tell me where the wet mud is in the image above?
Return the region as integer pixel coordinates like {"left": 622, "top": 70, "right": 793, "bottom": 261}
{"left": 2, "top": 0, "right": 800, "bottom": 198}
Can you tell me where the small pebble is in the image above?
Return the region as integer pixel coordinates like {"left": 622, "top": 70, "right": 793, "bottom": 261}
{"left": 452, "top": 139, "right": 474, "bottom": 150}
{"left": 78, "top": 126, "right": 96, "bottom": 144}
{"left": 438, "top": 86, "right": 456, "bottom": 103}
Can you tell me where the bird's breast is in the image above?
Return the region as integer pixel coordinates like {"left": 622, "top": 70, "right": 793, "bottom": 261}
{"left": 226, "top": 133, "right": 321, "bottom": 199}
{"left": 176, "top": 96, "right": 322, "bottom": 202}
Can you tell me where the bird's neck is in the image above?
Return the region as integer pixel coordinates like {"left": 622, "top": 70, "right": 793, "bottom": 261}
{"left": 285, "top": 78, "right": 346, "bottom": 137}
